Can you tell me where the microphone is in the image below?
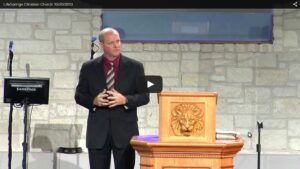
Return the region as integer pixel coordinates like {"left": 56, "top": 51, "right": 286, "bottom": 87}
{"left": 9, "top": 40, "right": 13, "bottom": 52}
{"left": 25, "top": 64, "right": 30, "bottom": 78}
{"left": 90, "top": 35, "right": 97, "bottom": 60}
{"left": 7, "top": 40, "right": 14, "bottom": 76}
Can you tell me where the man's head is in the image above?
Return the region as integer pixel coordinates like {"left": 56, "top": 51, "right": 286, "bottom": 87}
{"left": 99, "top": 27, "right": 121, "bottom": 60}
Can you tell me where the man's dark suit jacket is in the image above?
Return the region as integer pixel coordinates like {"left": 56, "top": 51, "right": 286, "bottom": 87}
{"left": 75, "top": 54, "right": 149, "bottom": 148}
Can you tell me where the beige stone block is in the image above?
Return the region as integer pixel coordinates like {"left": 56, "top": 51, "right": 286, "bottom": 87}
{"left": 224, "top": 53, "right": 236, "bottom": 59}
{"left": 289, "top": 64, "right": 300, "bottom": 80}
{"left": 227, "top": 98, "right": 244, "bottom": 103}
{"left": 188, "top": 43, "right": 201, "bottom": 51}
{"left": 0, "top": 24, "right": 32, "bottom": 39}
{"left": 20, "top": 54, "right": 69, "bottom": 69}
{"left": 216, "top": 114, "right": 234, "bottom": 130}
{"left": 257, "top": 130, "right": 287, "bottom": 150}
{"left": 273, "top": 28, "right": 283, "bottom": 38}
{"left": 0, "top": 39, "right": 4, "bottom": 50}
{"left": 256, "top": 69, "right": 288, "bottom": 86}
{"left": 247, "top": 44, "right": 259, "bottom": 52}
{"left": 137, "top": 107, "right": 147, "bottom": 127}
{"left": 210, "top": 75, "right": 225, "bottom": 82}
{"left": 273, "top": 40, "right": 283, "bottom": 52}
{"left": 236, "top": 44, "right": 246, "bottom": 52}
{"left": 273, "top": 16, "right": 283, "bottom": 26}
{"left": 298, "top": 85, "right": 300, "bottom": 97}
{"left": 146, "top": 106, "right": 159, "bottom": 127}
{"left": 132, "top": 43, "right": 143, "bottom": 52}
{"left": 273, "top": 87, "right": 297, "bottom": 97}
{"left": 48, "top": 15, "right": 71, "bottom": 29}
{"left": 92, "top": 16, "right": 101, "bottom": 29}
{"left": 262, "top": 119, "right": 286, "bottom": 129}
{"left": 163, "top": 77, "right": 179, "bottom": 87}
{"left": 289, "top": 139, "right": 300, "bottom": 150}
{"left": 283, "top": 31, "right": 298, "bottom": 47}
{"left": 245, "top": 87, "right": 271, "bottom": 103}
{"left": 71, "top": 52, "right": 90, "bottom": 61}
{"left": 0, "top": 12, "right": 3, "bottom": 22}
{"left": 182, "top": 73, "right": 198, "bottom": 87}
{"left": 259, "top": 44, "right": 273, "bottom": 52}
{"left": 50, "top": 89, "right": 76, "bottom": 100}
{"left": 53, "top": 71, "right": 77, "bottom": 89}
{"left": 162, "top": 53, "right": 179, "bottom": 61}
{"left": 278, "top": 51, "right": 300, "bottom": 61}
{"left": 15, "top": 40, "right": 53, "bottom": 54}
{"left": 0, "top": 51, "right": 5, "bottom": 61}
{"left": 143, "top": 43, "right": 155, "bottom": 51}
{"left": 156, "top": 44, "right": 169, "bottom": 51}
{"left": 274, "top": 98, "right": 300, "bottom": 117}
{"left": 224, "top": 44, "right": 235, "bottom": 52}
{"left": 234, "top": 115, "right": 253, "bottom": 128}
{"left": 145, "top": 62, "right": 179, "bottom": 77}
{"left": 211, "top": 83, "right": 242, "bottom": 98}
{"left": 31, "top": 105, "right": 50, "bottom": 120}
{"left": 125, "top": 52, "right": 161, "bottom": 62}
{"left": 168, "top": 44, "right": 180, "bottom": 51}
{"left": 121, "top": 44, "right": 133, "bottom": 52}
{"left": 55, "top": 36, "right": 82, "bottom": 49}
{"left": 255, "top": 54, "right": 277, "bottom": 67}
{"left": 227, "top": 67, "right": 253, "bottom": 83}
{"left": 200, "top": 44, "right": 213, "bottom": 52}
{"left": 35, "top": 30, "right": 52, "bottom": 40}
{"left": 4, "top": 11, "right": 15, "bottom": 23}
{"left": 182, "top": 52, "right": 199, "bottom": 60}
{"left": 72, "top": 22, "right": 91, "bottom": 34}
{"left": 179, "top": 44, "right": 189, "bottom": 51}
{"left": 210, "top": 53, "right": 224, "bottom": 59}
{"left": 198, "top": 74, "right": 209, "bottom": 86}
{"left": 214, "top": 44, "right": 224, "bottom": 52}
{"left": 288, "top": 120, "right": 300, "bottom": 136}
{"left": 56, "top": 103, "right": 77, "bottom": 116}
{"left": 214, "top": 59, "right": 235, "bottom": 66}
{"left": 255, "top": 104, "right": 271, "bottom": 114}
{"left": 198, "top": 60, "right": 212, "bottom": 73}
{"left": 284, "top": 18, "right": 300, "bottom": 29}
{"left": 17, "top": 9, "right": 45, "bottom": 23}
{"left": 181, "top": 60, "right": 199, "bottom": 73}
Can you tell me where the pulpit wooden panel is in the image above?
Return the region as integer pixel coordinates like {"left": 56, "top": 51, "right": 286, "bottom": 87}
{"left": 131, "top": 135, "right": 244, "bottom": 169}
{"left": 158, "top": 92, "right": 218, "bottom": 143}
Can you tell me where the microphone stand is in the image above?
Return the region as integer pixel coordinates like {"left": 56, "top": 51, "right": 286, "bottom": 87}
{"left": 257, "top": 121, "right": 263, "bottom": 169}
{"left": 22, "top": 98, "right": 29, "bottom": 169}
{"left": 7, "top": 48, "right": 13, "bottom": 169}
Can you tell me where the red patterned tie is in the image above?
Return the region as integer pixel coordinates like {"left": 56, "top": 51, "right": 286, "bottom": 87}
{"left": 106, "top": 62, "right": 114, "bottom": 90}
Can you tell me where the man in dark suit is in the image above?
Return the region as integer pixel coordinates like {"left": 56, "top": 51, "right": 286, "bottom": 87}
{"left": 75, "top": 27, "right": 149, "bottom": 169}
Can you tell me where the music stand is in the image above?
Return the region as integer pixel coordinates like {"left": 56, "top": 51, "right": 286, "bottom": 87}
{"left": 3, "top": 77, "right": 50, "bottom": 169}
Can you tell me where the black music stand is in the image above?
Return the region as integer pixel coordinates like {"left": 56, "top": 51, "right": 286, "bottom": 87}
{"left": 3, "top": 77, "right": 50, "bottom": 169}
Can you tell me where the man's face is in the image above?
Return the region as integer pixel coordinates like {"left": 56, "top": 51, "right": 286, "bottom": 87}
{"left": 100, "top": 31, "right": 121, "bottom": 59}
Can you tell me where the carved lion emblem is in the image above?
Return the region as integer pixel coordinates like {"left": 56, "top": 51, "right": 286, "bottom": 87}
{"left": 171, "top": 103, "right": 204, "bottom": 137}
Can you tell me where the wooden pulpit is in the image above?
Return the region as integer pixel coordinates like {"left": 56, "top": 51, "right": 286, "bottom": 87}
{"left": 131, "top": 92, "right": 244, "bottom": 169}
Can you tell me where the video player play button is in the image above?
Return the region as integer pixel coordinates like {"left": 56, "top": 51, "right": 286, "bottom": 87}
{"left": 137, "top": 75, "right": 163, "bottom": 93}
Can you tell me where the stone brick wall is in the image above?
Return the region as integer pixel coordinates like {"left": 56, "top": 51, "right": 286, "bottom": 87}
{"left": 0, "top": 9, "right": 300, "bottom": 154}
